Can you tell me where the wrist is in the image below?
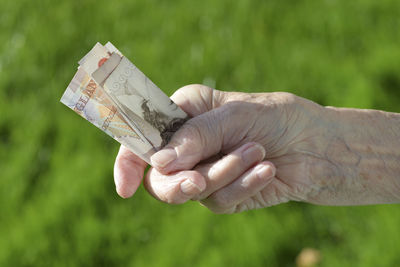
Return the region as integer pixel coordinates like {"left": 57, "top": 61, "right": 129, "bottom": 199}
{"left": 323, "top": 106, "right": 400, "bottom": 204}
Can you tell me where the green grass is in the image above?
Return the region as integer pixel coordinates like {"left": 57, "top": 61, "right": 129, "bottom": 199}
{"left": 1, "top": 0, "right": 400, "bottom": 266}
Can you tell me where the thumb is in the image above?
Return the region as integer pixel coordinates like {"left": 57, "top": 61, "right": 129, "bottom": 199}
{"left": 151, "top": 101, "right": 256, "bottom": 174}
{"left": 169, "top": 84, "right": 225, "bottom": 116}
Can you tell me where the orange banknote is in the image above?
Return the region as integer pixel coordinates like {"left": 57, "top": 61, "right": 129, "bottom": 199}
{"left": 61, "top": 42, "right": 188, "bottom": 163}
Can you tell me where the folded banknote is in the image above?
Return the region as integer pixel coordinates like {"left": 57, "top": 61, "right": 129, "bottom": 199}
{"left": 61, "top": 42, "right": 188, "bottom": 163}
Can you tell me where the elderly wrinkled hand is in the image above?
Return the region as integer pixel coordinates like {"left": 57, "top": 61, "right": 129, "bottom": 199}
{"left": 114, "top": 84, "right": 400, "bottom": 213}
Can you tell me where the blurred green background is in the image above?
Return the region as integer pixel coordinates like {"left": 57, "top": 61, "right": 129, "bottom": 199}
{"left": 1, "top": 0, "right": 400, "bottom": 266}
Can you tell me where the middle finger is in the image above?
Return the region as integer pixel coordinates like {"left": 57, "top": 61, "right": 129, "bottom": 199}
{"left": 193, "top": 142, "right": 265, "bottom": 200}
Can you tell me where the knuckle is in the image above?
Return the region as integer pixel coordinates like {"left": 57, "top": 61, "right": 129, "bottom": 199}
{"left": 234, "top": 203, "right": 248, "bottom": 213}
{"left": 161, "top": 191, "right": 184, "bottom": 204}
{"left": 270, "top": 92, "right": 297, "bottom": 103}
{"left": 201, "top": 201, "right": 233, "bottom": 214}
{"left": 195, "top": 189, "right": 212, "bottom": 202}
{"left": 208, "top": 191, "right": 231, "bottom": 210}
{"left": 261, "top": 92, "right": 298, "bottom": 110}
{"left": 277, "top": 92, "right": 297, "bottom": 101}
{"left": 260, "top": 184, "right": 290, "bottom": 207}
{"left": 177, "top": 84, "right": 214, "bottom": 102}
{"left": 181, "top": 84, "right": 213, "bottom": 93}
{"left": 220, "top": 102, "right": 255, "bottom": 124}
{"left": 209, "top": 206, "right": 231, "bottom": 214}
{"left": 220, "top": 101, "right": 244, "bottom": 114}
{"left": 208, "top": 154, "right": 243, "bottom": 179}
{"left": 146, "top": 180, "right": 186, "bottom": 204}
{"left": 176, "top": 84, "right": 225, "bottom": 110}
{"left": 175, "top": 84, "right": 204, "bottom": 96}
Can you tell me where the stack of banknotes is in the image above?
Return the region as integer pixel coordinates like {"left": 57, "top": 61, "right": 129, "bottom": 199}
{"left": 61, "top": 42, "right": 189, "bottom": 163}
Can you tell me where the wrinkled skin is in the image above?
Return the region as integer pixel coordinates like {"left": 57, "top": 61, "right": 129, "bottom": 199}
{"left": 114, "top": 84, "right": 400, "bottom": 213}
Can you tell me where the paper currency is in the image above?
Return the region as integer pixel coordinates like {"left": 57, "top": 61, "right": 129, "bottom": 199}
{"left": 61, "top": 42, "right": 189, "bottom": 163}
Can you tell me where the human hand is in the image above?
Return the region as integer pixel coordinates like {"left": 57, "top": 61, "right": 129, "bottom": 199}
{"left": 145, "top": 84, "right": 326, "bottom": 213}
{"left": 114, "top": 84, "right": 277, "bottom": 213}
{"left": 115, "top": 84, "right": 400, "bottom": 213}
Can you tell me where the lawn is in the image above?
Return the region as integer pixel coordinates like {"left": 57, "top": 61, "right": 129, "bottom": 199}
{"left": 1, "top": 0, "right": 400, "bottom": 266}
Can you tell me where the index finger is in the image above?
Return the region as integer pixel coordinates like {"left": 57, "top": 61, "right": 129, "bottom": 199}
{"left": 114, "top": 145, "right": 148, "bottom": 198}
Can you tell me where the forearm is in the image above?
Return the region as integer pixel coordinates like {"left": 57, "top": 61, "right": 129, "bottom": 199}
{"left": 325, "top": 106, "right": 400, "bottom": 204}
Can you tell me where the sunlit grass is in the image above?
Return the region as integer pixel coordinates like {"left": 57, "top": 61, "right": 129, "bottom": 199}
{"left": 1, "top": 0, "right": 400, "bottom": 266}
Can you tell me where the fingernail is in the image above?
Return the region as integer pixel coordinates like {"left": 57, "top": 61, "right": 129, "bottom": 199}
{"left": 242, "top": 143, "right": 265, "bottom": 165}
{"left": 255, "top": 164, "right": 274, "bottom": 180}
{"left": 180, "top": 179, "right": 203, "bottom": 196}
{"left": 151, "top": 148, "right": 177, "bottom": 169}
